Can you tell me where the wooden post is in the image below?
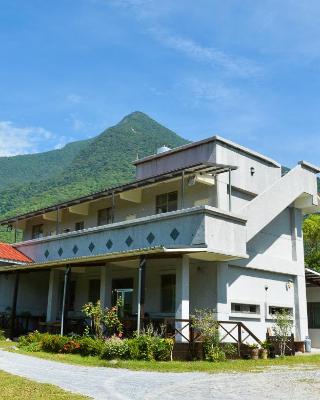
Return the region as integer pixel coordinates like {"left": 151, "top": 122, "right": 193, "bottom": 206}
{"left": 237, "top": 323, "right": 242, "bottom": 357}
{"left": 60, "top": 266, "right": 71, "bottom": 336}
{"left": 9, "top": 271, "right": 20, "bottom": 339}
{"left": 137, "top": 255, "right": 146, "bottom": 335}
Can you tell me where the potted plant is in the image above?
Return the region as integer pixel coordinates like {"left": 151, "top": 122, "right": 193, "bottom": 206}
{"left": 259, "top": 341, "right": 269, "bottom": 359}
{"left": 249, "top": 343, "right": 259, "bottom": 360}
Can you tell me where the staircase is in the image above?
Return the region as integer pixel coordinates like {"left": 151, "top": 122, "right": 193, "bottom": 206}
{"left": 242, "top": 162, "right": 319, "bottom": 242}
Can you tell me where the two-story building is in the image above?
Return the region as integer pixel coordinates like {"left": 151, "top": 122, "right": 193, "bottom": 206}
{"left": 0, "top": 135, "right": 319, "bottom": 345}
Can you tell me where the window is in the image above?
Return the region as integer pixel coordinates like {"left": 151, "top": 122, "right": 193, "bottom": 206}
{"left": 75, "top": 221, "right": 84, "bottom": 231}
{"left": 268, "top": 306, "right": 293, "bottom": 316}
{"left": 308, "top": 302, "right": 320, "bottom": 329}
{"left": 97, "top": 208, "right": 113, "bottom": 226}
{"left": 156, "top": 191, "right": 178, "bottom": 214}
{"left": 161, "top": 274, "right": 176, "bottom": 313}
{"left": 231, "top": 303, "right": 260, "bottom": 314}
{"left": 88, "top": 279, "right": 100, "bottom": 303}
{"left": 32, "top": 224, "right": 44, "bottom": 239}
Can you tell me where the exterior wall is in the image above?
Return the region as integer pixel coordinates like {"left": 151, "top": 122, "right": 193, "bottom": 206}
{"left": 306, "top": 287, "right": 320, "bottom": 348}
{"left": 135, "top": 141, "right": 217, "bottom": 180}
{"left": 226, "top": 265, "right": 295, "bottom": 340}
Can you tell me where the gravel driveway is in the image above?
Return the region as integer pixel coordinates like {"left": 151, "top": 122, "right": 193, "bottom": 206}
{"left": 0, "top": 350, "right": 320, "bottom": 400}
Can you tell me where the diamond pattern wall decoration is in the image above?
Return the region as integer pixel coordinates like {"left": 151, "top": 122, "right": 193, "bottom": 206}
{"left": 106, "top": 239, "right": 113, "bottom": 250}
{"left": 170, "top": 228, "right": 180, "bottom": 241}
{"left": 44, "top": 249, "right": 50, "bottom": 259}
{"left": 88, "top": 242, "right": 95, "bottom": 253}
{"left": 147, "top": 232, "right": 155, "bottom": 244}
{"left": 125, "top": 235, "right": 133, "bottom": 247}
{"left": 72, "top": 245, "right": 79, "bottom": 255}
{"left": 58, "top": 247, "right": 63, "bottom": 257}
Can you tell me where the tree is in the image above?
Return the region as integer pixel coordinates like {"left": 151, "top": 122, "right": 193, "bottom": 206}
{"left": 272, "top": 309, "right": 293, "bottom": 357}
{"left": 303, "top": 214, "right": 320, "bottom": 271}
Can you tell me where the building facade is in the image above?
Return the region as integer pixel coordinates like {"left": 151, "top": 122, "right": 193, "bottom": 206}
{"left": 0, "top": 136, "right": 319, "bottom": 343}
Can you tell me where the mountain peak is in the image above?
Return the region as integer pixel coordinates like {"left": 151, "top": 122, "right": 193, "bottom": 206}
{"left": 118, "top": 111, "right": 153, "bottom": 125}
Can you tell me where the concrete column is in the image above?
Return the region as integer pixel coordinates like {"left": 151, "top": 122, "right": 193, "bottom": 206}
{"left": 216, "top": 262, "right": 229, "bottom": 321}
{"left": 294, "top": 274, "right": 309, "bottom": 340}
{"left": 46, "top": 269, "right": 61, "bottom": 322}
{"left": 175, "top": 255, "right": 190, "bottom": 342}
{"left": 291, "top": 208, "right": 309, "bottom": 340}
{"left": 100, "top": 264, "right": 112, "bottom": 309}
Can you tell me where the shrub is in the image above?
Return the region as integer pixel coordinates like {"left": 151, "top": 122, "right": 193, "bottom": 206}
{"left": 100, "top": 336, "right": 130, "bottom": 360}
{"left": 60, "top": 339, "right": 81, "bottom": 354}
{"left": 41, "top": 334, "right": 69, "bottom": 353}
{"left": 0, "top": 330, "right": 5, "bottom": 340}
{"left": 129, "top": 334, "right": 155, "bottom": 361}
{"left": 153, "top": 338, "right": 174, "bottom": 361}
{"left": 78, "top": 337, "right": 104, "bottom": 357}
{"left": 192, "top": 309, "right": 235, "bottom": 362}
{"left": 18, "top": 331, "right": 42, "bottom": 347}
{"left": 203, "top": 344, "right": 226, "bottom": 362}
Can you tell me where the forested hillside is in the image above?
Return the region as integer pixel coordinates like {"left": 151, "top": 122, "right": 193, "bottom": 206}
{"left": 0, "top": 112, "right": 188, "bottom": 222}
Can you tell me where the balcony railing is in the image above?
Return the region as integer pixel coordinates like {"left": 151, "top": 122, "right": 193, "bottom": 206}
{"left": 14, "top": 205, "right": 247, "bottom": 264}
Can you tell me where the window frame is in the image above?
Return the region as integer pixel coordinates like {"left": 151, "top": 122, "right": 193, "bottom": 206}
{"left": 231, "top": 302, "right": 260, "bottom": 315}
{"left": 156, "top": 191, "right": 178, "bottom": 214}
{"left": 75, "top": 221, "right": 84, "bottom": 231}
{"left": 97, "top": 207, "right": 113, "bottom": 226}
{"left": 31, "top": 224, "right": 44, "bottom": 239}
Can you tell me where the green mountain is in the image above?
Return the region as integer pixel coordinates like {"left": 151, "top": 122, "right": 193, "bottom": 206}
{"left": 0, "top": 112, "right": 188, "bottom": 227}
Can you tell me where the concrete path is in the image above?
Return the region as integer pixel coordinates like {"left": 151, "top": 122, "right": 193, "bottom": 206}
{"left": 0, "top": 350, "right": 320, "bottom": 400}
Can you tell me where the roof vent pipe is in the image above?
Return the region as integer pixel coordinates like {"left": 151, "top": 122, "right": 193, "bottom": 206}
{"left": 156, "top": 145, "right": 171, "bottom": 154}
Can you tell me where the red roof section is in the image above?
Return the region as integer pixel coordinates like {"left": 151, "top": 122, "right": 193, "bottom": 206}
{"left": 0, "top": 243, "right": 33, "bottom": 263}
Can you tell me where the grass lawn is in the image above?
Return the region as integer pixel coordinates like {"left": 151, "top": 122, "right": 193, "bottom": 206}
{"left": 0, "top": 370, "right": 88, "bottom": 399}
{"left": 1, "top": 340, "right": 320, "bottom": 373}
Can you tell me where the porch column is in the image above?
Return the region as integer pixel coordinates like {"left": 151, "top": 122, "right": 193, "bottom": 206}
{"left": 60, "top": 266, "right": 71, "bottom": 336}
{"left": 100, "top": 263, "right": 112, "bottom": 309}
{"left": 175, "top": 255, "right": 190, "bottom": 343}
{"left": 137, "top": 255, "right": 146, "bottom": 334}
{"left": 9, "top": 271, "right": 20, "bottom": 339}
{"left": 216, "top": 262, "right": 229, "bottom": 321}
{"left": 46, "top": 269, "right": 60, "bottom": 322}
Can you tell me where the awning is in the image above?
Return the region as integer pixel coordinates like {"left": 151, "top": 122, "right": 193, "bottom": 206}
{"left": 0, "top": 242, "right": 33, "bottom": 265}
{"left": 305, "top": 267, "right": 320, "bottom": 287}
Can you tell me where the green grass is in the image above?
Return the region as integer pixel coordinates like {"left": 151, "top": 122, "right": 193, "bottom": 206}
{"left": 0, "top": 370, "right": 89, "bottom": 399}
{"left": 1, "top": 340, "right": 320, "bottom": 373}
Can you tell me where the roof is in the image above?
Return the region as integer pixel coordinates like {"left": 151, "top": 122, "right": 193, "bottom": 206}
{"left": 0, "top": 161, "right": 237, "bottom": 225}
{"left": 0, "top": 243, "right": 33, "bottom": 264}
{"left": 134, "top": 135, "right": 281, "bottom": 168}
{"left": 305, "top": 267, "right": 320, "bottom": 286}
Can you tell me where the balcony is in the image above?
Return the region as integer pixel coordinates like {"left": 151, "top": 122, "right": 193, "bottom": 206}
{"left": 14, "top": 205, "right": 247, "bottom": 265}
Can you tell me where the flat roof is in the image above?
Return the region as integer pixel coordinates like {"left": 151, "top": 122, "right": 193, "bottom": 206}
{"left": 0, "top": 161, "right": 237, "bottom": 225}
{"left": 134, "top": 135, "right": 281, "bottom": 168}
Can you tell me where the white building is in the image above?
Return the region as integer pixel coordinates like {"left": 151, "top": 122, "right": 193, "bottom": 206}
{"left": 0, "top": 136, "right": 319, "bottom": 347}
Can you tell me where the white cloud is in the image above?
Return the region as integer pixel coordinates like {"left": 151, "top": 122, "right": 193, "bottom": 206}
{"left": 149, "top": 28, "right": 262, "bottom": 78}
{"left": 67, "top": 113, "right": 87, "bottom": 132}
{"left": 0, "top": 121, "right": 54, "bottom": 156}
{"left": 66, "top": 93, "right": 83, "bottom": 104}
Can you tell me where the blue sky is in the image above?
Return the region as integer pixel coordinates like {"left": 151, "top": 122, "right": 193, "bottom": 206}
{"left": 1, "top": 0, "right": 320, "bottom": 167}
